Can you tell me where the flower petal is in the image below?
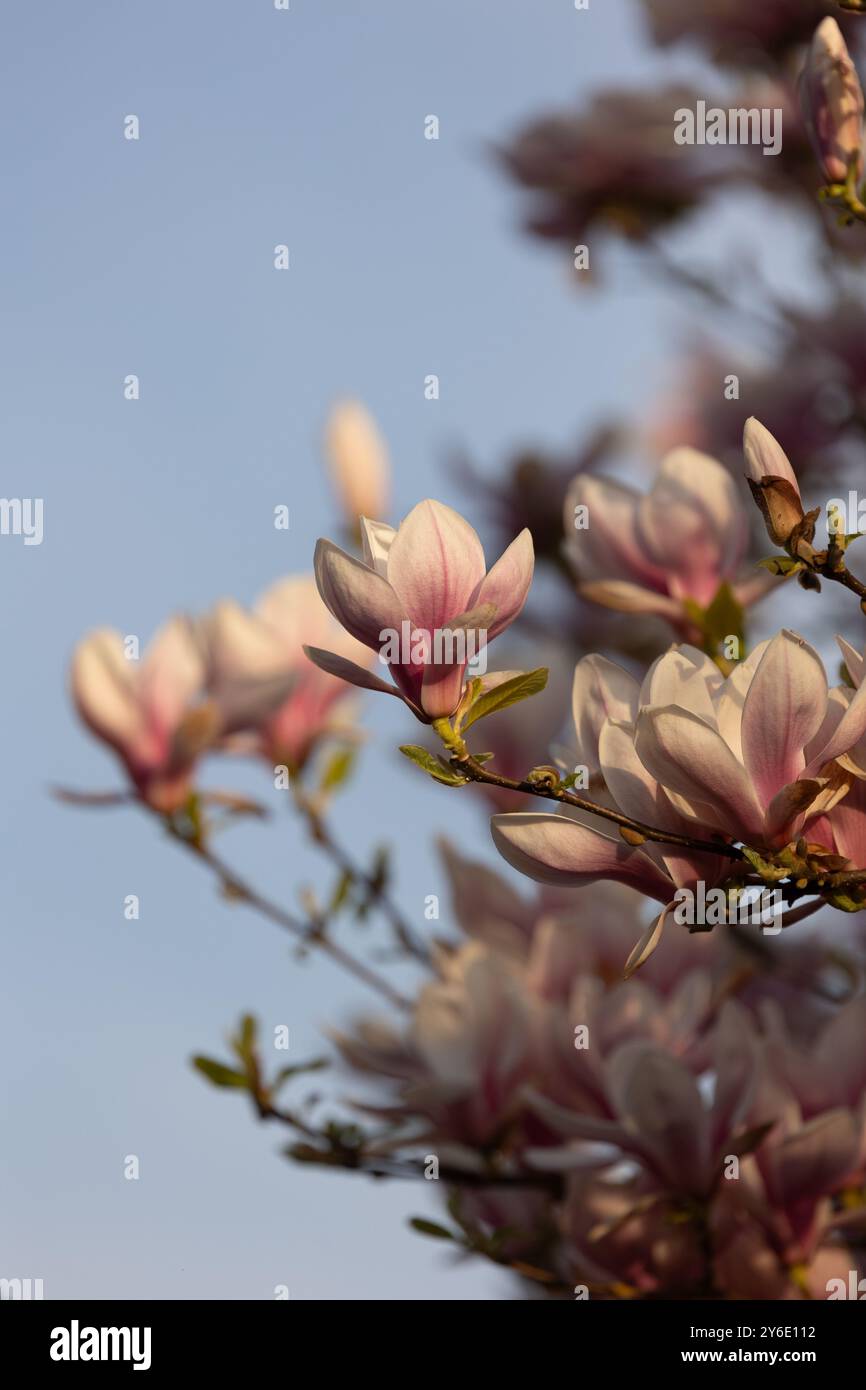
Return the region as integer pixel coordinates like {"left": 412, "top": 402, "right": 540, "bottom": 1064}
{"left": 303, "top": 645, "right": 413, "bottom": 704}
{"left": 70, "top": 628, "right": 145, "bottom": 756}
{"left": 740, "top": 630, "right": 828, "bottom": 804}
{"left": 571, "top": 654, "right": 639, "bottom": 772}
{"left": 314, "top": 537, "right": 406, "bottom": 651}
{"left": 743, "top": 417, "right": 801, "bottom": 497}
{"left": 386, "top": 499, "right": 485, "bottom": 630}
{"left": 635, "top": 705, "right": 764, "bottom": 839}
{"left": 490, "top": 811, "right": 670, "bottom": 900}
{"left": 471, "top": 528, "right": 534, "bottom": 641}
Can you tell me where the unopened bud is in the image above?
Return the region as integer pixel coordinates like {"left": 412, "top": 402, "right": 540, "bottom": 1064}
{"left": 325, "top": 400, "right": 390, "bottom": 530}
{"left": 747, "top": 476, "right": 806, "bottom": 548}
{"left": 800, "top": 17, "right": 865, "bottom": 185}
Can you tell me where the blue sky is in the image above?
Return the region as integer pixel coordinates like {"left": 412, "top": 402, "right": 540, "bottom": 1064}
{"left": 0, "top": 0, "right": 816, "bottom": 1299}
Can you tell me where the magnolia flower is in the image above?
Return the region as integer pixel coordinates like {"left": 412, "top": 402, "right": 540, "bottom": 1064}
{"left": 801, "top": 17, "right": 865, "bottom": 185}
{"left": 500, "top": 86, "right": 727, "bottom": 250}
{"left": 492, "top": 633, "right": 866, "bottom": 969}
{"left": 307, "top": 500, "right": 534, "bottom": 720}
{"left": 251, "top": 575, "right": 372, "bottom": 769}
{"left": 564, "top": 446, "right": 767, "bottom": 637}
{"left": 640, "top": 0, "right": 833, "bottom": 62}
{"left": 743, "top": 415, "right": 808, "bottom": 549}
{"left": 71, "top": 614, "right": 294, "bottom": 812}
{"left": 324, "top": 399, "right": 390, "bottom": 531}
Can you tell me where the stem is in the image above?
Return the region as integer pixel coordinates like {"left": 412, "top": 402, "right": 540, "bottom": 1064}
{"left": 257, "top": 1097, "right": 562, "bottom": 1191}
{"left": 292, "top": 787, "right": 430, "bottom": 964}
{"left": 165, "top": 820, "right": 412, "bottom": 1012}
{"left": 818, "top": 559, "right": 866, "bottom": 603}
{"left": 452, "top": 751, "right": 743, "bottom": 862}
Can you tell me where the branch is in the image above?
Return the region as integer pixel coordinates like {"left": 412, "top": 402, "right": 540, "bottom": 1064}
{"left": 448, "top": 747, "right": 743, "bottom": 862}
{"left": 292, "top": 787, "right": 431, "bottom": 964}
{"left": 163, "top": 816, "right": 413, "bottom": 1012}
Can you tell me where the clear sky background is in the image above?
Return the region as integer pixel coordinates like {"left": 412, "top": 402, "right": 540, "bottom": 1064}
{"left": 0, "top": 1, "right": 814, "bottom": 1300}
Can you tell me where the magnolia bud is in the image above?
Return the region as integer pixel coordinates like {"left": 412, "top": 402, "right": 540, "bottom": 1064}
{"left": 325, "top": 400, "right": 390, "bottom": 530}
{"left": 743, "top": 417, "right": 807, "bottom": 548}
{"left": 800, "top": 17, "right": 865, "bottom": 185}
{"left": 747, "top": 476, "right": 807, "bottom": 548}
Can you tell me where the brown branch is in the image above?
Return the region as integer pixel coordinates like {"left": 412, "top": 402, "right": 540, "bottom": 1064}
{"left": 452, "top": 753, "right": 743, "bottom": 862}
{"left": 293, "top": 788, "right": 431, "bottom": 964}
{"left": 164, "top": 820, "right": 413, "bottom": 1012}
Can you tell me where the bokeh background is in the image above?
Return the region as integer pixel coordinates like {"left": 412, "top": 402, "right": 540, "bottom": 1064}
{"left": 0, "top": 0, "right": 856, "bottom": 1299}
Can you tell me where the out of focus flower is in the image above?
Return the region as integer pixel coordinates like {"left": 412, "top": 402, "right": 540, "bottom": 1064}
{"left": 71, "top": 614, "right": 294, "bottom": 812}
{"left": 499, "top": 86, "right": 731, "bottom": 251}
{"left": 639, "top": 0, "right": 841, "bottom": 65}
{"left": 334, "top": 839, "right": 861, "bottom": 1296}
{"left": 324, "top": 399, "right": 390, "bottom": 533}
{"left": 251, "top": 575, "right": 373, "bottom": 771}
{"left": 648, "top": 342, "right": 853, "bottom": 488}
{"left": 564, "top": 446, "right": 767, "bottom": 636}
{"left": 307, "top": 500, "right": 534, "bottom": 721}
{"left": 800, "top": 17, "right": 865, "bottom": 184}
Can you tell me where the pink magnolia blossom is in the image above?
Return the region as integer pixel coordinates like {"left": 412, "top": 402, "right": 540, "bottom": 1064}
{"left": 492, "top": 634, "right": 866, "bottom": 969}
{"left": 800, "top": 17, "right": 865, "bottom": 185}
{"left": 563, "top": 446, "right": 767, "bottom": 637}
{"left": 250, "top": 575, "right": 373, "bottom": 770}
{"left": 71, "top": 613, "right": 294, "bottom": 812}
{"left": 307, "top": 500, "right": 534, "bottom": 720}
{"left": 324, "top": 399, "right": 390, "bottom": 531}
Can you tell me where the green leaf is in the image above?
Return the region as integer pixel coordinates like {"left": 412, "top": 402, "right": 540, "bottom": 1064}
{"left": 826, "top": 890, "right": 866, "bottom": 913}
{"left": 271, "top": 1057, "right": 330, "bottom": 1093}
{"left": 409, "top": 1217, "right": 456, "bottom": 1240}
{"left": 461, "top": 668, "right": 549, "bottom": 731}
{"left": 192, "top": 1056, "right": 249, "bottom": 1089}
{"left": 328, "top": 869, "right": 353, "bottom": 914}
{"left": 756, "top": 555, "right": 805, "bottom": 577}
{"left": 399, "top": 745, "right": 468, "bottom": 786}
{"left": 319, "top": 745, "right": 357, "bottom": 794}
{"left": 686, "top": 582, "right": 744, "bottom": 653}
{"left": 230, "top": 1014, "right": 258, "bottom": 1071}
{"left": 740, "top": 846, "right": 790, "bottom": 883}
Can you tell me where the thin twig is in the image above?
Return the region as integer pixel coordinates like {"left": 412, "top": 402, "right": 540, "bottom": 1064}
{"left": 166, "top": 823, "right": 413, "bottom": 1012}
{"left": 452, "top": 753, "right": 743, "bottom": 862}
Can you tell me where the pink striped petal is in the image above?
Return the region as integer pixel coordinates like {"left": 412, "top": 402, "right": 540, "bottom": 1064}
{"left": 743, "top": 417, "right": 801, "bottom": 497}
{"left": 386, "top": 500, "right": 485, "bottom": 631}
{"left": 635, "top": 705, "right": 764, "bottom": 839}
{"left": 471, "top": 528, "right": 534, "bottom": 640}
{"left": 314, "top": 538, "right": 406, "bottom": 652}
{"left": 740, "top": 630, "right": 827, "bottom": 804}
{"left": 490, "top": 811, "right": 671, "bottom": 900}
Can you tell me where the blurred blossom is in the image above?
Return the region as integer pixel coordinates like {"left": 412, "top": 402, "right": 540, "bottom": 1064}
{"left": 251, "top": 575, "right": 373, "bottom": 771}
{"left": 648, "top": 328, "right": 860, "bottom": 488}
{"left": 334, "top": 845, "right": 861, "bottom": 1297}
{"left": 638, "top": 0, "right": 843, "bottom": 65}
{"left": 800, "top": 16, "right": 865, "bottom": 184}
{"left": 307, "top": 500, "right": 534, "bottom": 720}
{"left": 499, "top": 86, "right": 731, "bottom": 251}
{"left": 563, "top": 446, "right": 769, "bottom": 636}
{"left": 71, "top": 614, "right": 294, "bottom": 812}
{"left": 324, "top": 399, "right": 390, "bottom": 534}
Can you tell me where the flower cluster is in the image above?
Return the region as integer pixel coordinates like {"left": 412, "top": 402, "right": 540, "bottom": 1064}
{"left": 335, "top": 844, "right": 865, "bottom": 1297}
